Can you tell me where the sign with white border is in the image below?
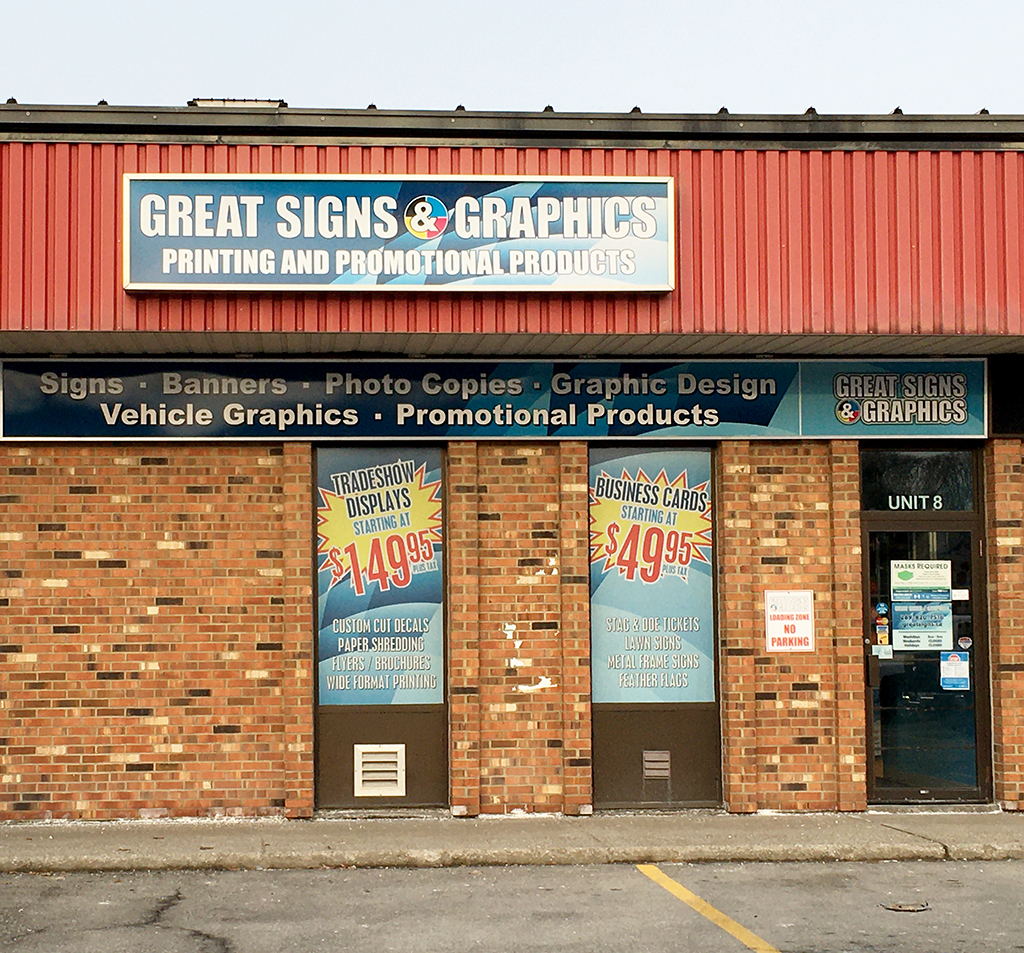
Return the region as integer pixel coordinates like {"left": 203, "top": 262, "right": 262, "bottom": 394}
{"left": 940, "top": 651, "right": 971, "bottom": 690}
{"left": 123, "top": 174, "right": 675, "bottom": 292}
{"left": 765, "top": 590, "right": 815, "bottom": 652}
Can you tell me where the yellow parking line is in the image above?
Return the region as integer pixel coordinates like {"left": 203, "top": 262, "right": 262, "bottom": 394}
{"left": 637, "top": 864, "right": 781, "bottom": 953}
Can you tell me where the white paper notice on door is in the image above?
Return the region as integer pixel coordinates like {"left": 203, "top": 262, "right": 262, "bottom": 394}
{"left": 890, "top": 559, "right": 952, "bottom": 603}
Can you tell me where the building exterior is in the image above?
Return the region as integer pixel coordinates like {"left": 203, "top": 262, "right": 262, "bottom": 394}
{"left": 1, "top": 103, "right": 1023, "bottom": 820}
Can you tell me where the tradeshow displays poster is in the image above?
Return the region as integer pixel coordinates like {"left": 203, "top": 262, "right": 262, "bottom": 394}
{"left": 589, "top": 448, "right": 715, "bottom": 703}
{"left": 123, "top": 174, "right": 675, "bottom": 292}
{"left": 316, "top": 447, "right": 444, "bottom": 705}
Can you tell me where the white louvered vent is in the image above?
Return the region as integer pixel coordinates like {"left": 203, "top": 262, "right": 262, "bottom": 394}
{"left": 353, "top": 744, "right": 406, "bottom": 797}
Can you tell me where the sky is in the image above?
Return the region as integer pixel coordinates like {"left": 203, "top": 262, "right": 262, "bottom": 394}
{"left": 1, "top": 0, "right": 1022, "bottom": 116}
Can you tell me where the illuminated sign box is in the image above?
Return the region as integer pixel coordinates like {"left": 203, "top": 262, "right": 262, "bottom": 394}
{"left": 123, "top": 174, "right": 675, "bottom": 292}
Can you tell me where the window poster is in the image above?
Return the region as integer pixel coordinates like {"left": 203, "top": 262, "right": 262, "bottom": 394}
{"left": 892, "top": 602, "right": 954, "bottom": 651}
{"left": 940, "top": 651, "right": 971, "bottom": 690}
{"left": 890, "top": 559, "right": 954, "bottom": 651}
{"left": 890, "top": 560, "right": 953, "bottom": 602}
{"left": 316, "top": 447, "right": 444, "bottom": 705}
{"left": 589, "top": 448, "right": 715, "bottom": 703}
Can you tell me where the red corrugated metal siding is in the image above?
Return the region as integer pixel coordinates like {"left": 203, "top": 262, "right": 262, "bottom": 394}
{"left": 3, "top": 142, "right": 1024, "bottom": 337}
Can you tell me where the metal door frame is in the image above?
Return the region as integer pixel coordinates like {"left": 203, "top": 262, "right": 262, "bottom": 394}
{"left": 859, "top": 448, "right": 992, "bottom": 804}
{"left": 312, "top": 444, "right": 449, "bottom": 809}
{"left": 589, "top": 444, "right": 722, "bottom": 809}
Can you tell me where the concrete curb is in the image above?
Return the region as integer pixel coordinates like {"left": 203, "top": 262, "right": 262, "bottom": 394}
{"left": 0, "top": 845, "right": 955, "bottom": 873}
{"left": 1, "top": 811, "right": 1021, "bottom": 872}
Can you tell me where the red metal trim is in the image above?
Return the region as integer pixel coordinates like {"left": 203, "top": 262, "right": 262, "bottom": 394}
{"left": 3, "top": 142, "right": 1023, "bottom": 339}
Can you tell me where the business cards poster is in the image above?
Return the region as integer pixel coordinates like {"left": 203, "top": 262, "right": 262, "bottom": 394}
{"left": 316, "top": 447, "right": 444, "bottom": 705}
{"left": 0, "top": 359, "right": 986, "bottom": 442}
{"left": 590, "top": 448, "right": 715, "bottom": 703}
{"left": 123, "top": 174, "right": 674, "bottom": 292}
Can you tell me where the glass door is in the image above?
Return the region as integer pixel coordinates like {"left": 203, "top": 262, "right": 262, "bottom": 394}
{"left": 861, "top": 445, "right": 990, "bottom": 803}
{"left": 866, "top": 528, "right": 987, "bottom": 800}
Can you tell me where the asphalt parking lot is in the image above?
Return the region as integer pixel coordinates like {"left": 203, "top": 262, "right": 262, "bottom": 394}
{"left": 3, "top": 860, "right": 1024, "bottom": 953}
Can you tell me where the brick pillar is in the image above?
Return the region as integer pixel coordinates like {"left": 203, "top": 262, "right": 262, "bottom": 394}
{"left": 557, "top": 442, "right": 592, "bottom": 815}
{"left": 718, "top": 440, "right": 759, "bottom": 811}
{"left": 282, "top": 442, "right": 315, "bottom": 817}
{"left": 829, "top": 440, "right": 867, "bottom": 811}
{"left": 986, "top": 439, "right": 1024, "bottom": 810}
{"left": 447, "top": 441, "right": 483, "bottom": 815}
{"left": 475, "top": 442, "right": 565, "bottom": 813}
{"left": 446, "top": 441, "right": 591, "bottom": 815}
{"left": 719, "top": 440, "right": 864, "bottom": 812}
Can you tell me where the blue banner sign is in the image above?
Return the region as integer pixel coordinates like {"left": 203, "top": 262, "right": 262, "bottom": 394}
{"left": 590, "top": 448, "right": 715, "bottom": 703}
{"left": 316, "top": 447, "right": 444, "bottom": 705}
{"left": 123, "top": 175, "right": 675, "bottom": 292}
{"left": 0, "top": 359, "right": 985, "bottom": 441}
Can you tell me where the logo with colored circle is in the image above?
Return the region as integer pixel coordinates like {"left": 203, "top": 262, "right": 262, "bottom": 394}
{"left": 404, "top": 196, "right": 449, "bottom": 240}
{"left": 835, "top": 399, "right": 861, "bottom": 425}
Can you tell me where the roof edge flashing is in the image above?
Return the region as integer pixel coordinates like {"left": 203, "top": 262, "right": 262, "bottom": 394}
{"left": 1, "top": 103, "right": 1024, "bottom": 146}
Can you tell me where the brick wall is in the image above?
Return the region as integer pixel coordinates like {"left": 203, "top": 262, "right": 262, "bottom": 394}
{"left": 718, "top": 440, "right": 865, "bottom": 812}
{"left": 986, "top": 440, "right": 1024, "bottom": 810}
{"left": 6, "top": 436, "right": 1018, "bottom": 818}
{"left": 447, "top": 441, "right": 591, "bottom": 815}
{"left": 0, "top": 443, "right": 314, "bottom": 820}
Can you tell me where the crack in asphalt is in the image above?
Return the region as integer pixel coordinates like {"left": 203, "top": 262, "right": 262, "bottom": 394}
{"left": 134, "top": 886, "right": 236, "bottom": 953}
{"left": 1, "top": 925, "right": 49, "bottom": 946}
{"left": 184, "top": 926, "right": 235, "bottom": 953}
{"left": 1, "top": 878, "right": 235, "bottom": 952}
{"left": 138, "top": 887, "right": 184, "bottom": 926}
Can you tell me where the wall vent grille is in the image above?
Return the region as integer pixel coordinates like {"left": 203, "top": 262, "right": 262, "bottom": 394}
{"left": 642, "top": 750, "right": 671, "bottom": 780}
{"left": 354, "top": 744, "right": 406, "bottom": 797}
